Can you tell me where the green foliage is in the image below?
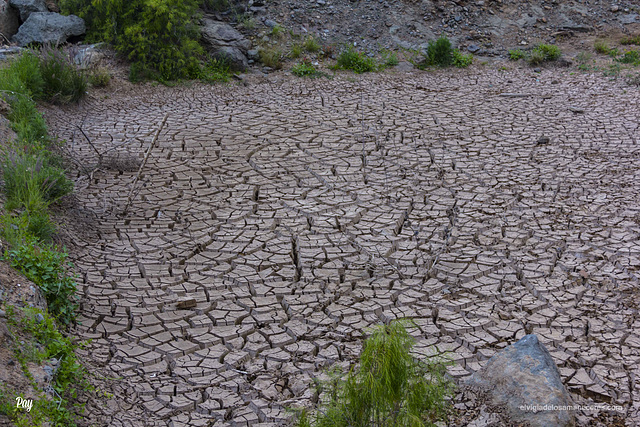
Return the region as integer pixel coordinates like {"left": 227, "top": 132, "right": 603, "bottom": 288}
{"left": 594, "top": 40, "right": 610, "bottom": 54}
{"left": 199, "top": 57, "right": 231, "bottom": 83}
{"left": 335, "top": 46, "right": 377, "bottom": 73}
{"left": 201, "top": 0, "right": 230, "bottom": 12}
{"left": 292, "top": 59, "right": 318, "bottom": 77}
{"left": 259, "top": 48, "right": 284, "bottom": 69}
{"left": 529, "top": 44, "right": 561, "bottom": 64}
{"left": 452, "top": 50, "right": 473, "bottom": 68}
{"left": 303, "top": 36, "right": 321, "bottom": 53}
{"left": 616, "top": 50, "right": 640, "bottom": 65}
{"left": 60, "top": 0, "right": 203, "bottom": 81}
{"left": 423, "top": 36, "right": 453, "bottom": 67}
{"left": 6, "top": 242, "right": 79, "bottom": 325}
{"left": 508, "top": 49, "right": 526, "bottom": 60}
{"left": 299, "top": 320, "right": 454, "bottom": 427}
{"left": 620, "top": 35, "right": 640, "bottom": 46}
{"left": 238, "top": 14, "right": 256, "bottom": 30}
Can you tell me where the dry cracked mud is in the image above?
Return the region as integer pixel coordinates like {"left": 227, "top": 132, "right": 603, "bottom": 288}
{"left": 45, "top": 68, "right": 640, "bottom": 426}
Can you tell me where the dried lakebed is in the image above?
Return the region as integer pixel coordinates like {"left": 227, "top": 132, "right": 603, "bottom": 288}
{"left": 46, "top": 69, "right": 640, "bottom": 426}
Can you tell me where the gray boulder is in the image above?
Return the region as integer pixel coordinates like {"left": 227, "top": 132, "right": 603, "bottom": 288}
{"left": 466, "top": 334, "right": 575, "bottom": 427}
{"left": 9, "top": 0, "right": 46, "bottom": 21}
{"left": 11, "top": 12, "right": 85, "bottom": 46}
{"left": 1, "top": 0, "right": 19, "bottom": 39}
{"left": 200, "top": 18, "right": 250, "bottom": 71}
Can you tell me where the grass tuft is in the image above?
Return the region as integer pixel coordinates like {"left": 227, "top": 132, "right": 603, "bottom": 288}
{"left": 508, "top": 49, "right": 526, "bottom": 60}
{"left": 259, "top": 48, "right": 284, "bottom": 69}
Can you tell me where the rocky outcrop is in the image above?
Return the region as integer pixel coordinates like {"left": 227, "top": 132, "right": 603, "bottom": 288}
{"left": 0, "top": 0, "right": 19, "bottom": 40}
{"left": 200, "top": 19, "right": 250, "bottom": 71}
{"left": 11, "top": 11, "right": 85, "bottom": 46}
{"left": 467, "top": 334, "right": 575, "bottom": 427}
{"left": 9, "top": 0, "right": 46, "bottom": 21}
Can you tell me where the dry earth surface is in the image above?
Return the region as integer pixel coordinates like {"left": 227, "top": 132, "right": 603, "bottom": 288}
{"left": 43, "top": 66, "right": 640, "bottom": 426}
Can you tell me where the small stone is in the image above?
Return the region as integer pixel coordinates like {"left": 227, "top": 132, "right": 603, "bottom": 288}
{"left": 176, "top": 299, "right": 196, "bottom": 309}
{"left": 0, "top": 309, "right": 5, "bottom": 318}
{"left": 264, "top": 19, "right": 278, "bottom": 28}
{"left": 536, "top": 136, "right": 550, "bottom": 145}
{"left": 569, "top": 106, "right": 585, "bottom": 114}
{"left": 35, "top": 313, "right": 45, "bottom": 323}
{"left": 610, "top": 5, "right": 619, "bottom": 12}
{"left": 467, "top": 44, "right": 481, "bottom": 53}
{"left": 534, "top": 67, "right": 542, "bottom": 73}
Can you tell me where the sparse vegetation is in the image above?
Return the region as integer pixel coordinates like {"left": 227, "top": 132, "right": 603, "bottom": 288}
{"left": 620, "top": 35, "right": 640, "bottom": 46}
{"left": 594, "top": 40, "right": 610, "bottom": 54}
{"left": 199, "top": 56, "right": 232, "bottom": 82}
{"left": 303, "top": 36, "right": 321, "bottom": 53}
{"left": 508, "top": 49, "right": 526, "bottom": 61}
{"left": 88, "top": 66, "right": 111, "bottom": 87}
{"left": 296, "top": 320, "right": 454, "bottom": 427}
{"left": 381, "top": 49, "right": 399, "bottom": 68}
{"left": 616, "top": 50, "right": 640, "bottom": 65}
{"left": 423, "top": 36, "right": 453, "bottom": 67}
{"left": 259, "top": 47, "right": 284, "bottom": 69}
{"left": 335, "top": 46, "right": 377, "bottom": 73}
{"left": 290, "top": 43, "right": 303, "bottom": 59}
{"left": 271, "top": 24, "right": 285, "bottom": 40}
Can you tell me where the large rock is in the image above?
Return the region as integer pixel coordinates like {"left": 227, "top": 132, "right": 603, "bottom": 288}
{"left": 466, "top": 334, "right": 575, "bottom": 427}
{"left": 0, "top": 0, "right": 19, "bottom": 39}
{"left": 9, "top": 0, "right": 46, "bottom": 21}
{"left": 11, "top": 12, "right": 85, "bottom": 46}
{"left": 200, "top": 18, "right": 250, "bottom": 71}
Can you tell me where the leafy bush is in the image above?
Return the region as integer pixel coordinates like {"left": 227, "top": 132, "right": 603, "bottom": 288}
{"left": 424, "top": 36, "right": 453, "bottom": 67}
{"left": 298, "top": 320, "right": 454, "bottom": 426}
{"left": 2, "top": 151, "right": 73, "bottom": 212}
{"left": 452, "top": 50, "right": 473, "bottom": 68}
{"left": 303, "top": 36, "right": 321, "bottom": 53}
{"left": 335, "top": 46, "right": 377, "bottom": 73}
{"left": 259, "top": 48, "right": 284, "bottom": 69}
{"left": 617, "top": 50, "right": 640, "bottom": 65}
{"left": 594, "top": 40, "right": 610, "bottom": 54}
{"left": 529, "top": 44, "right": 561, "bottom": 64}
{"left": 7, "top": 241, "right": 79, "bottom": 325}
{"left": 508, "top": 49, "right": 526, "bottom": 60}
{"left": 60, "top": 0, "right": 203, "bottom": 81}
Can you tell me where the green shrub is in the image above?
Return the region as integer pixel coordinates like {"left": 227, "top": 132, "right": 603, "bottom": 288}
{"left": 38, "top": 47, "right": 87, "bottom": 104}
{"left": 594, "top": 40, "right": 610, "bottom": 54}
{"left": 199, "top": 57, "right": 231, "bottom": 82}
{"left": 452, "top": 49, "right": 473, "bottom": 68}
{"left": 271, "top": 24, "right": 285, "bottom": 39}
{"left": 424, "top": 36, "right": 454, "bottom": 67}
{"left": 259, "top": 48, "right": 284, "bottom": 69}
{"left": 292, "top": 59, "right": 318, "bottom": 77}
{"left": 2, "top": 151, "right": 73, "bottom": 212}
{"left": 6, "top": 241, "right": 78, "bottom": 325}
{"left": 7, "top": 50, "right": 45, "bottom": 98}
{"left": 303, "top": 36, "right": 321, "bottom": 53}
{"left": 299, "top": 320, "right": 454, "bottom": 426}
{"left": 335, "top": 46, "right": 377, "bottom": 73}
{"left": 621, "top": 35, "right": 640, "bottom": 46}
{"left": 617, "top": 50, "right": 640, "bottom": 65}
{"left": 508, "top": 49, "right": 526, "bottom": 60}
{"left": 60, "top": 0, "right": 203, "bottom": 81}
{"left": 530, "top": 44, "right": 561, "bottom": 63}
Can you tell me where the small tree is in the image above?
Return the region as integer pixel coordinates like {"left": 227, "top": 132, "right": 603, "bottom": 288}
{"left": 299, "top": 320, "right": 454, "bottom": 427}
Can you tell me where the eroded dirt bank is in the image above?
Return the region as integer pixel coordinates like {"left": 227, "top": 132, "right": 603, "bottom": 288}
{"left": 45, "top": 68, "right": 639, "bottom": 426}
